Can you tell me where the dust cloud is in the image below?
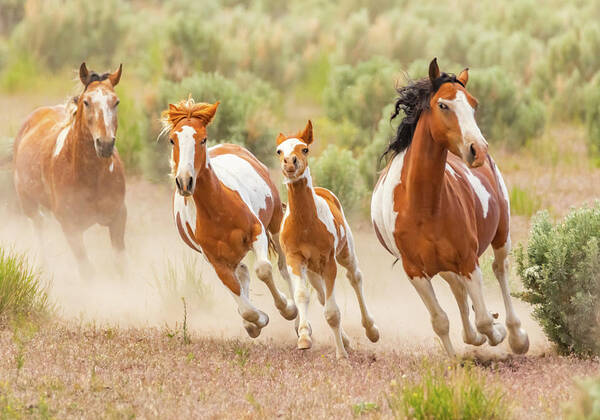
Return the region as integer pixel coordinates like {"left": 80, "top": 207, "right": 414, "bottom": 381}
{"left": 0, "top": 178, "right": 548, "bottom": 356}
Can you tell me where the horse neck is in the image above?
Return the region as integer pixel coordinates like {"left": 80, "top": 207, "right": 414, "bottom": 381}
{"left": 404, "top": 112, "right": 448, "bottom": 213}
{"left": 192, "top": 163, "right": 228, "bottom": 216}
{"left": 285, "top": 168, "right": 318, "bottom": 220}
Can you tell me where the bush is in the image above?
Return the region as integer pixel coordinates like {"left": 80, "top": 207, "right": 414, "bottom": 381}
{"left": 310, "top": 144, "right": 365, "bottom": 213}
{"left": 10, "top": 0, "right": 128, "bottom": 70}
{"left": 565, "top": 377, "right": 600, "bottom": 420}
{"left": 115, "top": 88, "right": 146, "bottom": 174}
{"left": 0, "top": 247, "right": 52, "bottom": 323}
{"left": 358, "top": 103, "right": 396, "bottom": 190}
{"left": 585, "top": 72, "right": 600, "bottom": 156}
{"left": 324, "top": 57, "right": 398, "bottom": 141}
{"left": 515, "top": 204, "right": 600, "bottom": 356}
{"left": 386, "top": 360, "right": 509, "bottom": 420}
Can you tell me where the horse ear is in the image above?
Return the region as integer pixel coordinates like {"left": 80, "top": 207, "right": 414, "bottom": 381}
{"left": 79, "top": 62, "right": 89, "bottom": 85}
{"left": 276, "top": 132, "right": 287, "bottom": 145}
{"left": 109, "top": 63, "right": 122, "bottom": 87}
{"left": 204, "top": 101, "right": 220, "bottom": 124}
{"left": 299, "top": 120, "right": 313, "bottom": 145}
{"left": 458, "top": 68, "right": 469, "bottom": 87}
{"left": 429, "top": 57, "right": 440, "bottom": 84}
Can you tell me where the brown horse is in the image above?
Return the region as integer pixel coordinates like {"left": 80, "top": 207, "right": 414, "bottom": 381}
{"left": 371, "top": 58, "right": 529, "bottom": 357}
{"left": 276, "top": 120, "right": 379, "bottom": 358}
{"left": 13, "top": 63, "right": 126, "bottom": 275}
{"left": 162, "top": 97, "right": 297, "bottom": 338}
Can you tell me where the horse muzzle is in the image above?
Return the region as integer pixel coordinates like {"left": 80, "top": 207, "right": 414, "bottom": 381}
{"left": 175, "top": 171, "right": 195, "bottom": 197}
{"left": 95, "top": 137, "right": 115, "bottom": 158}
{"left": 465, "top": 141, "right": 488, "bottom": 168}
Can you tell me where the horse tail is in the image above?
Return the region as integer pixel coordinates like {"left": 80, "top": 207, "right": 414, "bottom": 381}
{"left": 267, "top": 231, "right": 277, "bottom": 257}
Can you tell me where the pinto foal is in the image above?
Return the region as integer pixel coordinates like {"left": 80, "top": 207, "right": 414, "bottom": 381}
{"left": 163, "top": 98, "right": 297, "bottom": 338}
{"left": 13, "top": 63, "right": 126, "bottom": 275}
{"left": 276, "top": 121, "right": 379, "bottom": 358}
{"left": 371, "top": 59, "right": 529, "bottom": 357}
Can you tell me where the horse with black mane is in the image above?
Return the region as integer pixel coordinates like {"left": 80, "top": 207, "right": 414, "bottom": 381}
{"left": 371, "top": 58, "right": 529, "bottom": 357}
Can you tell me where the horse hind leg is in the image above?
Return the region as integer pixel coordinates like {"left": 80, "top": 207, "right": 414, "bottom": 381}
{"left": 439, "top": 271, "right": 486, "bottom": 346}
{"left": 409, "top": 276, "right": 456, "bottom": 358}
{"left": 61, "top": 224, "right": 94, "bottom": 278}
{"left": 253, "top": 231, "right": 297, "bottom": 321}
{"left": 492, "top": 240, "right": 529, "bottom": 354}
{"left": 338, "top": 234, "right": 380, "bottom": 343}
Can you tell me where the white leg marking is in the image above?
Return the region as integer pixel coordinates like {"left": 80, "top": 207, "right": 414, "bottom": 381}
{"left": 463, "top": 266, "right": 507, "bottom": 347}
{"left": 324, "top": 292, "right": 348, "bottom": 359}
{"left": 291, "top": 266, "right": 312, "bottom": 350}
{"left": 230, "top": 263, "right": 268, "bottom": 338}
{"left": 493, "top": 239, "right": 529, "bottom": 354}
{"left": 409, "top": 276, "right": 456, "bottom": 357}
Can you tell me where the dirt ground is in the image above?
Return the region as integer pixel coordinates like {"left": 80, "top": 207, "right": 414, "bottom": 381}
{"left": 1, "top": 93, "right": 600, "bottom": 418}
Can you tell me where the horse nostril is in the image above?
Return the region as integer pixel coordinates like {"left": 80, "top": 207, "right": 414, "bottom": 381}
{"left": 111, "top": 137, "right": 116, "bottom": 146}
{"left": 292, "top": 156, "right": 297, "bottom": 164}
{"left": 95, "top": 138, "right": 101, "bottom": 146}
{"left": 175, "top": 177, "right": 181, "bottom": 191}
{"left": 470, "top": 143, "right": 476, "bottom": 158}
{"left": 187, "top": 177, "right": 193, "bottom": 192}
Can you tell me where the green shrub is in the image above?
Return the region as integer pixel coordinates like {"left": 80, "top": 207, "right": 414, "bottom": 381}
{"left": 10, "top": 0, "right": 128, "bottom": 70}
{"left": 565, "top": 377, "right": 600, "bottom": 420}
{"left": 0, "top": 247, "right": 52, "bottom": 324}
{"left": 386, "top": 361, "right": 509, "bottom": 420}
{"left": 0, "top": 52, "right": 38, "bottom": 93}
{"left": 515, "top": 204, "right": 600, "bottom": 356}
{"left": 358, "top": 103, "right": 396, "bottom": 190}
{"left": 310, "top": 144, "right": 365, "bottom": 213}
{"left": 324, "top": 57, "right": 398, "bottom": 141}
{"left": 585, "top": 72, "right": 600, "bottom": 156}
{"left": 115, "top": 88, "right": 145, "bottom": 174}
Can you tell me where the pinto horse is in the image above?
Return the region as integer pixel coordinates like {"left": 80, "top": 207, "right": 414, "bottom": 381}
{"left": 276, "top": 121, "right": 379, "bottom": 358}
{"left": 163, "top": 97, "right": 297, "bottom": 338}
{"left": 13, "top": 63, "right": 126, "bottom": 276}
{"left": 371, "top": 58, "right": 529, "bottom": 357}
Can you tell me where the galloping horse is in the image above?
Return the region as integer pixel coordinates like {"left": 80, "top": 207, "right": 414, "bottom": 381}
{"left": 13, "top": 63, "right": 126, "bottom": 276}
{"left": 276, "top": 121, "right": 379, "bottom": 358}
{"left": 162, "top": 97, "right": 297, "bottom": 337}
{"left": 371, "top": 59, "right": 529, "bottom": 357}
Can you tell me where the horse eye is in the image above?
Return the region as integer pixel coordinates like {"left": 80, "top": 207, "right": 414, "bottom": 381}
{"left": 302, "top": 148, "right": 309, "bottom": 154}
{"left": 438, "top": 102, "right": 449, "bottom": 110}
{"left": 115, "top": 100, "right": 120, "bottom": 107}
{"left": 276, "top": 150, "right": 281, "bottom": 155}
{"left": 201, "top": 137, "right": 207, "bottom": 144}
{"left": 83, "top": 100, "right": 89, "bottom": 107}
{"left": 170, "top": 138, "right": 174, "bottom": 145}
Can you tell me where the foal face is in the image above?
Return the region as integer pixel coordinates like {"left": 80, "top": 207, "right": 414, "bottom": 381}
{"left": 78, "top": 64, "right": 122, "bottom": 159}
{"left": 170, "top": 118, "right": 208, "bottom": 197}
{"left": 276, "top": 120, "right": 313, "bottom": 182}
{"left": 428, "top": 60, "right": 488, "bottom": 168}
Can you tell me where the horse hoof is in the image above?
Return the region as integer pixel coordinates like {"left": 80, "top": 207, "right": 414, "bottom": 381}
{"left": 366, "top": 325, "right": 380, "bottom": 343}
{"left": 464, "top": 331, "right": 487, "bottom": 346}
{"left": 297, "top": 335, "right": 312, "bottom": 350}
{"left": 243, "top": 321, "right": 261, "bottom": 338}
{"left": 336, "top": 348, "right": 349, "bottom": 359}
{"left": 342, "top": 332, "right": 351, "bottom": 349}
{"left": 488, "top": 324, "right": 507, "bottom": 346}
{"left": 509, "top": 328, "right": 530, "bottom": 354}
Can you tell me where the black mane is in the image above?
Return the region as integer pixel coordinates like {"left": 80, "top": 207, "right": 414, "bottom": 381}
{"left": 83, "top": 71, "right": 110, "bottom": 90}
{"left": 380, "top": 72, "right": 463, "bottom": 162}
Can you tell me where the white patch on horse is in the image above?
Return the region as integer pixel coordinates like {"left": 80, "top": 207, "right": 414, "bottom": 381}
{"left": 173, "top": 193, "right": 203, "bottom": 253}
{"left": 465, "top": 170, "right": 491, "bottom": 218}
{"left": 109, "top": 161, "right": 114, "bottom": 172}
{"left": 445, "top": 163, "right": 458, "bottom": 178}
{"left": 53, "top": 125, "right": 71, "bottom": 157}
{"left": 89, "top": 89, "right": 116, "bottom": 139}
{"left": 370, "top": 151, "right": 405, "bottom": 258}
{"left": 175, "top": 125, "right": 197, "bottom": 176}
{"left": 493, "top": 163, "right": 509, "bottom": 204}
{"left": 439, "top": 91, "right": 486, "bottom": 146}
{"left": 210, "top": 151, "right": 272, "bottom": 219}
{"left": 304, "top": 169, "right": 339, "bottom": 250}
{"left": 277, "top": 138, "right": 306, "bottom": 158}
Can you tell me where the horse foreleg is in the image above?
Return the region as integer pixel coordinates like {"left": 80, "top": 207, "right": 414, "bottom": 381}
{"left": 62, "top": 224, "right": 93, "bottom": 278}
{"left": 215, "top": 262, "right": 269, "bottom": 338}
{"left": 322, "top": 260, "right": 348, "bottom": 359}
{"left": 108, "top": 205, "right": 127, "bottom": 274}
{"left": 463, "top": 266, "right": 507, "bottom": 347}
{"left": 492, "top": 240, "right": 529, "bottom": 354}
{"left": 289, "top": 260, "right": 313, "bottom": 349}
{"left": 270, "top": 232, "right": 295, "bottom": 302}
{"left": 409, "top": 275, "right": 456, "bottom": 357}
{"left": 253, "top": 231, "right": 297, "bottom": 321}
{"left": 439, "top": 271, "right": 486, "bottom": 346}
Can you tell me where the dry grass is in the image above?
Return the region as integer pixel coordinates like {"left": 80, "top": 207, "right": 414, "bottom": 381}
{"left": 0, "top": 322, "right": 598, "bottom": 419}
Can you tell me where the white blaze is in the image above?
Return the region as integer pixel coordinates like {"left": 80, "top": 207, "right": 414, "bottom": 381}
{"left": 439, "top": 90, "right": 486, "bottom": 147}
{"left": 276, "top": 138, "right": 306, "bottom": 158}
{"left": 175, "top": 125, "right": 197, "bottom": 176}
